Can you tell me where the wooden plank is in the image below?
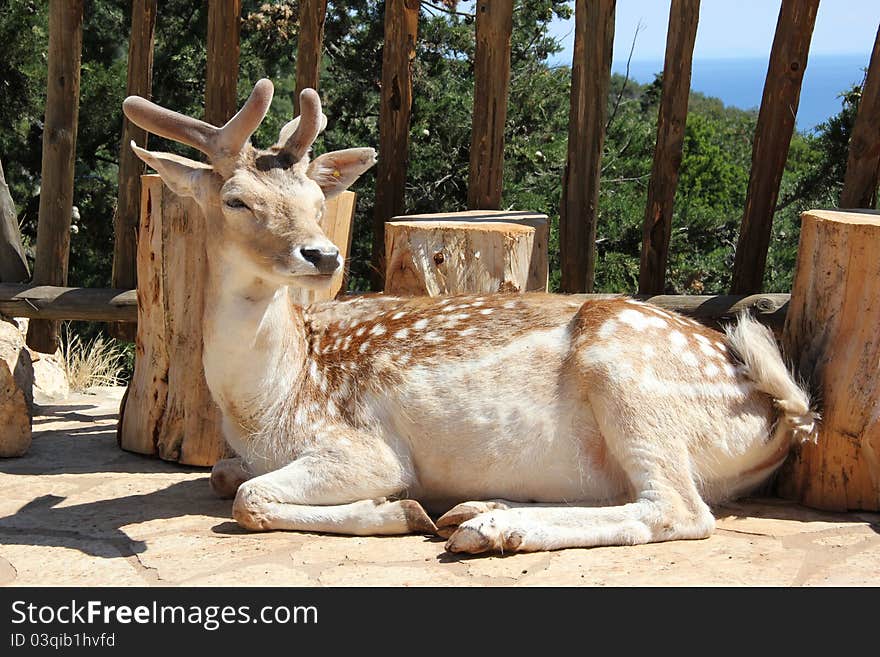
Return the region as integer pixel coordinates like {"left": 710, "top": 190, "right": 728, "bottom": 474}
{"left": 0, "top": 158, "right": 30, "bottom": 283}
{"left": 638, "top": 0, "right": 700, "bottom": 295}
{"left": 730, "top": 0, "right": 819, "bottom": 295}
{"left": 467, "top": 0, "right": 513, "bottom": 210}
{"left": 27, "top": 0, "right": 85, "bottom": 353}
{"left": 840, "top": 25, "right": 880, "bottom": 209}
{"left": 294, "top": 0, "right": 328, "bottom": 114}
{"left": 205, "top": 0, "right": 242, "bottom": 126}
{"left": 778, "top": 209, "right": 880, "bottom": 510}
{"left": 111, "top": 0, "right": 157, "bottom": 340}
{"left": 0, "top": 284, "right": 135, "bottom": 322}
{"left": 371, "top": 0, "right": 420, "bottom": 290}
{"left": 559, "top": 0, "right": 615, "bottom": 293}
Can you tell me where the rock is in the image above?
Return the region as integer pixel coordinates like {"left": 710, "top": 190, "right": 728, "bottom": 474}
{"left": 0, "top": 317, "right": 31, "bottom": 457}
{"left": 9, "top": 318, "right": 68, "bottom": 403}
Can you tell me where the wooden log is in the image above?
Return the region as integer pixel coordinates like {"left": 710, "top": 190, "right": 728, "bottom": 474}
{"left": 730, "top": 0, "right": 819, "bottom": 295}
{"left": 638, "top": 0, "right": 700, "bottom": 295}
{"left": 205, "top": 0, "right": 242, "bottom": 126}
{"left": 294, "top": 0, "right": 328, "bottom": 114}
{"left": 467, "top": 0, "right": 513, "bottom": 210}
{"left": 371, "top": 0, "right": 420, "bottom": 291}
{"left": 0, "top": 284, "right": 136, "bottom": 322}
{"left": 0, "top": 159, "right": 30, "bottom": 283}
{"left": 777, "top": 209, "right": 880, "bottom": 511}
{"left": 384, "top": 211, "right": 549, "bottom": 296}
{"left": 111, "top": 0, "right": 158, "bottom": 341}
{"left": 27, "top": 0, "right": 84, "bottom": 353}
{"left": 120, "top": 176, "right": 357, "bottom": 465}
{"left": 559, "top": 0, "right": 615, "bottom": 293}
{"left": 119, "top": 175, "right": 225, "bottom": 465}
{"left": 840, "top": 25, "right": 880, "bottom": 209}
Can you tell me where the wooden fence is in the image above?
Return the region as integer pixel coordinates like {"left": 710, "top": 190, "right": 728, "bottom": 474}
{"left": 4, "top": 0, "right": 880, "bottom": 352}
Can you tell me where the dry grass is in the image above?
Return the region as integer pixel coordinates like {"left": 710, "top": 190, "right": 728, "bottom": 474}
{"left": 61, "top": 324, "right": 127, "bottom": 392}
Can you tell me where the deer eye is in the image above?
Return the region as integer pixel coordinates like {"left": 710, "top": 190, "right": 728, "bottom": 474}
{"left": 225, "top": 197, "right": 249, "bottom": 210}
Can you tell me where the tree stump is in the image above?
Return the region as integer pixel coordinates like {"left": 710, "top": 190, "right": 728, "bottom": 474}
{"left": 383, "top": 210, "right": 548, "bottom": 296}
{"left": 777, "top": 209, "right": 880, "bottom": 511}
{"left": 119, "top": 175, "right": 356, "bottom": 465}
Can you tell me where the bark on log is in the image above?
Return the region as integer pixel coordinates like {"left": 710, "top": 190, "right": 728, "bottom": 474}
{"left": 294, "top": 0, "right": 328, "bottom": 114}
{"left": 731, "top": 0, "right": 819, "bottom": 294}
{"left": 0, "top": 284, "right": 136, "bottom": 322}
{"left": 384, "top": 211, "right": 549, "bottom": 296}
{"left": 371, "top": 0, "right": 420, "bottom": 290}
{"left": 560, "top": 0, "right": 615, "bottom": 293}
{"left": 777, "top": 209, "right": 880, "bottom": 511}
{"left": 120, "top": 176, "right": 357, "bottom": 465}
{"left": 638, "top": 0, "right": 700, "bottom": 295}
{"left": 840, "top": 25, "right": 880, "bottom": 210}
{"left": 467, "top": 0, "right": 513, "bottom": 210}
{"left": 111, "top": 0, "right": 158, "bottom": 341}
{"left": 27, "top": 0, "right": 84, "bottom": 353}
{"left": 0, "top": 159, "right": 30, "bottom": 283}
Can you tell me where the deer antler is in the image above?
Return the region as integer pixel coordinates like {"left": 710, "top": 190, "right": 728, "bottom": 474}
{"left": 282, "top": 88, "right": 325, "bottom": 161}
{"left": 122, "top": 78, "right": 275, "bottom": 162}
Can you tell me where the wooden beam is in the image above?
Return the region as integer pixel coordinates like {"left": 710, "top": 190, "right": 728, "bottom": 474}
{"left": 371, "top": 0, "right": 420, "bottom": 291}
{"left": 0, "top": 284, "right": 136, "bottom": 322}
{"left": 205, "top": 0, "right": 241, "bottom": 126}
{"left": 730, "top": 0, "right": 819, "bottom": 295}
{"left": 559, "top": 0, "right": 615, "bottom": 293}
{"left": 638, "top": 0, "right": 700, "bottom": 295}
{"left": 840, "top": 25, "right": 880, "bottom": 209}
{"left": 27, "top": 0, "right": 85, "bottom": 353}
{"left": 0, "top": 158, "right": 29, "bottom": 283}
{"left": 467, "top": 0, "right": 513, "bottom": 210}
{"left": 111, "top": 0, "right": 157, "bottom": 341}
{"left": 294, "top": 0, "right": 328, "bottom": 114}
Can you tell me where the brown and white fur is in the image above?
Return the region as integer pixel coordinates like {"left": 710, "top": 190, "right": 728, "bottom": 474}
{"left": 123, "top": 79, "right": 817, "bottom": 554}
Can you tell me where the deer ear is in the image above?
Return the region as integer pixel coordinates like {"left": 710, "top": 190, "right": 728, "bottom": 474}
{"left": 130, "top": 141, "right": 215, "bottom": 199}
{"left": 306, "top": 148, "right": 377, "bottom": 198}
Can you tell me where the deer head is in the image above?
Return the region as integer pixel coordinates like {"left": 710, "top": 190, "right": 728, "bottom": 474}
{"left": 123, "top": 79, "right": 376, "bottom": 289}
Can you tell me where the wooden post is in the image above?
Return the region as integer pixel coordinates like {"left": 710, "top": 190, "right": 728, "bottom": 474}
{"left": 638, "top": 0, "right": 700, "bottom": 295}
{"left": 559, "top": 0, "right": 615, "bottom": 293}
{"left": 294, "top": 0, "right": 328, "bottom": 114}
{"left": 840, "top": 25, "right": 880, "bottom": 209}
{"left": 111, "top": 0, "right": 158, "bottom": 340}
{"left": 371, "top": 0, "right": 419, "bottom": 291}
{"left": 384, "top": 210, "right": 549, "bottom": 296}
{"left": 27, "top": 0, "right": 84, "bottom": 353}
{"left": 0, "top": 159, "right": 30, "bottom": 283}
{"left": 730, "top": 0, "right": 819, "bottom": 295}
{"left": 777, "top": 209, "right": 880, "bottom": 511}
{"left": 120, "top": 176, "right": 357, "bottom": 465}
{"left": 467, "top": 0, "right": 513, "bottom": 210}
{"left": 205, "top": 0, "right": 242, "bottom": 126}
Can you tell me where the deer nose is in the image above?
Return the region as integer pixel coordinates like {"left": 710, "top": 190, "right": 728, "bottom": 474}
{"left": 299, "top": 246, "right": 340, "bottom": 275}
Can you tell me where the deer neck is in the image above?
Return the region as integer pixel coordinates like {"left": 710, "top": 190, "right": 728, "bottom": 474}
{"left": 201, "top": 238, "right": 308, "bottom": 421}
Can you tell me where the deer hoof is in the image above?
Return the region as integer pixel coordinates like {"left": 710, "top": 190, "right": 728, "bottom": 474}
{"left": 436, "top": 501, "right": 510, "bottom": 539}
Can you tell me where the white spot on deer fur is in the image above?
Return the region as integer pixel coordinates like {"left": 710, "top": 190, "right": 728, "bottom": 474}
{"left": 679, "top": 349, "right": 699, "bottom": 367}
{"left": 319, "top": 376, "right": 328, "bottom": 393}
{"left": 704, "top": 363, "right": 720, "bottom": 377}
{"left": 414, "top": 318, "right": 429, "bottom": 330}
{"left": 479, "top": 308, "right": 494, "bottom": 315}
{"left": 598, "top": 320, "right": 618, "bottom": 340}
{"left": 309, "top": 360, "right": 319, "bottom": 380}
{"left": 326, "top": 399, "right": 338, "bottom": 417}
{"left": 398, "top": 353, "right": 411, "bottom": 366}
{"left": 370, "top": 324, "right": 386, "bottom": 336}
{"left": 694, "top": 334, "right": 711, "bottom": 345}
{"left": 342, "top": 335, "right": 352, "bottom": 351}
{"left": 393, "top": 327, "right": 409, "bottom": 339}
{"left": 715, "top": 341, "right": 727, "bottom": 352}
{"left": 448, "top": 313, "right": 470, "bottom": 322}
{"left": 669, "top": 330, "right": 688, "bottom": 349}
{"left": 391, "top": 311, "right": 406, "bottom": 320}
{"left": 356, "top": 326, "right": 366, "bottom": 337}
{"left": 459, "top": 327, "right": 478, "bottom": 337}
{"left": 503, "top": 300, "right": 517, "bottom": 309}
{"left": 642, "top": 345, "right": 655, "bottom": 358}
{"left": 722, "top": 363, "right": 737, "bottom": 377}
{"left": 698, "top": 341, "right": 717, "bottom": 357}
{"left": 619, "top": 308, "right": 667, "bottom": 331}
{"left": 359, "top": 340, "right": 371, "bottom": 353}
{"left": 294, "top": 407, "right": 307, "bottom": 425}
{"left": 625, "top": 299, "right": 642, "bottom": 305}
{"left": 472, "top": 300, "right": 485, "bottom": 307}
{"left": 424, "top": 331, "right": 443, "bottom": 342}
{"left": 439, "top": 298, "right": 453, "bottom": 306}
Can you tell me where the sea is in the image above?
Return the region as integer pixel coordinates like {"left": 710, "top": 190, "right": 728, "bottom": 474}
{"left": 610, "top": 53, "right": 871, "bottom": 133}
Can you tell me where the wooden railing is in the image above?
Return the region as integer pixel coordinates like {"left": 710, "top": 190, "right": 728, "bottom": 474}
{"left": 4, "top": 0, "right": 880, "bottom": 351}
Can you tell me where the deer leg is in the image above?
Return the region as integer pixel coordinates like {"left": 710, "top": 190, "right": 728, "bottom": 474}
{"left": 210, "top": 457, "right": 252, "bottom": 499}
{"left": 231, "top": 436, "right": 436, "bottom": 536}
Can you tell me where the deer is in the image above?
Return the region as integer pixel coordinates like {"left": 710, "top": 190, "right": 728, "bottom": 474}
{"left": 122, "top": 79, "right": 818, "bottom": 554}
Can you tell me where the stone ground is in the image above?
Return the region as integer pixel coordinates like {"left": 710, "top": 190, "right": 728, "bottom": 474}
{"left": 0, "top": 386, "right": 878, "bottom": 587}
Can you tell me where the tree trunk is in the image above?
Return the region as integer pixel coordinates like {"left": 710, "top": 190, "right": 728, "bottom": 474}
{"left": 120, "top": 176, "right": 357, "bottom": 465}
{"left": 384, "top": 211, "right": 548, "bottom": 296}
{"left": 205, "top": 0, "right": 241, "bottom": 126}
{"left": 777, "top": 209, "right": 880, "bottom": 511}
{"left": 0, "top": 159, "right": 30, "bottom": 283}
{"left": 294, "top": 0, "right": 328, "bottom": 114}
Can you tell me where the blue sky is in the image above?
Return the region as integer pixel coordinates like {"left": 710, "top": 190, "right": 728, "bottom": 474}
{"left": 546, "top": 1, "right": 880, "bottom": 65}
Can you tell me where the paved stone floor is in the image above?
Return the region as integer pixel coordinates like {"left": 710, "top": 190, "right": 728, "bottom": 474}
{"left": 0, "top": 386, "right": 878, "bottom": 586}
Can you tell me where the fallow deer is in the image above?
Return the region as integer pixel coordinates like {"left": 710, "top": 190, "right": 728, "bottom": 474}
{"left": 122, "top": 79, "right": 817, "bottom": 554}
